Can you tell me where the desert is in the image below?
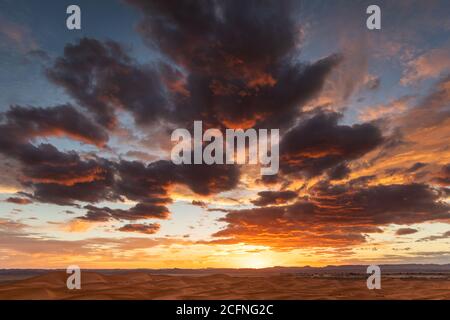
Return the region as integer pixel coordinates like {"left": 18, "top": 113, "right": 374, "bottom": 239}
{"left": 0, "top": 266, "right": 449, "bottom": 300}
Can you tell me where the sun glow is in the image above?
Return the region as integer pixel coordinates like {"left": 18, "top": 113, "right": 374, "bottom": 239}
{"left": 238, "top": 255, "right": 273, "bottom": 269}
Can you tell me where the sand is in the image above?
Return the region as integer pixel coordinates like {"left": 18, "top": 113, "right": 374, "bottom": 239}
{"left": 0, "top": 271, "right": 449, "bottom": 299}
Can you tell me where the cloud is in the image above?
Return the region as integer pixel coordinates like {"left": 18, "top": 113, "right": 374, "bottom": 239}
{"left": 75, "top": 160, "right": 240, "bottom": 221}
{"left": 5, "top": 197, "right": 32, "bottom": 205}
{"left": 24, "top": 148, "right": 117, "bottom": 206}
{"left": 396, "top": 75, "right": 450, "bottom": 131}
{"left": 81, "top": 201, "right": 170, "bottom": 222}
{"left": 0, "top": 110, "right": 117, "bottom": 205}
{"left": 192, "top": 200, "right": 207, "bottom": 208}
{"left": 23, "top": 151, "right": 112, "bottom": 187}
{"left": 433, "top": 164, "right": 450, "bottom": 187}
{"left": 211, "top": 182, "right": 449, "bottom": 249}
{"left": 0, "top": 2, "right": 341, "bottom": 225}
{"left": 359, "top": 75, "right": 450, "bottom": 180}
{"left": 417, "top": 231, "right": 450, "bottom": 242}
{"left": 0, "top": 220, "right": 183, "bottom": 263}
{"left": 128, "top": 0, "right": 303, "bottom": 70}
{"left": 173, "top": 163, "right": 240, "bottom": 196}
{"left": 251, "top": 190, "right": 297, "bottom": 206}
{"left": 395, "top": 228, "right": 418, "bottom": 236}
{"left": 401, "top": 48, "right": 450, "bottom": 85}
{"left": 406, "top": 162, "right": 427, "bottom": 173}
{"left": 126, "top": 0, "right": 340, "bottom": 129}
{"left": 46, "top": 38, "right": 168, "bottom": 129}
{"left": 327, "top": 162, "right": 351, "bottom": 180}
{"left": 364, "top": 74, "right": 380, "bottom": 90}
{"left": 0, "top": 218, "right": 27, "bottom": 233}
{"left": 124, "top": 150, "right": 158, "bottom": 162}
{"left": 114, "top": 159, "right": 240, "bottom": 201}
{"left": 62, "top": 219, "right": 94, "bottom": 233}
{"left": 359, "top": 95, "right": 415, "bottom": 122}
{"left": 279, "top": 112, "right": 383, "bottom": 177}
{"left": 0, "top": 16, "right": 37, "bottom": 52}
{"left": 112, "top": 160, "right": 174, "bottom": 205}
{"left": 0, "top": 103, "right": 240, "bottom": 207}
{"left": 118, "top": 223, "right": 161, "bottom": 235}
{"left": 0, "top": 104, "right": 109, "bottom": 147}
{"left": 1, "top": 0, "right": 448, "bottom": 266}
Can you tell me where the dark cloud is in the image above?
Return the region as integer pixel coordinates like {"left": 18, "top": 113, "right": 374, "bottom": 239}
{"left": 211, "top": 182, "right": 449, "bottom": 248}
{"left": 207, "top": 208, "right": 229, "bottom": 213}
{"left": 42, "top": 1, "right": 341, "bottom": 132}
{"left": 417, "top": 230, "right": 450, "bottom": 242}
{"left": 347, "top": 175, "right": 376, "bottom": 187}
{"left": 0, "top": 103, "right": 115, "bottom": 206}
{"left": 32, "top": 178, "right": 117, "bottom": 206}
{"left": 21, "top": 147, "right": 112, "bottom": 186}
{"left": 257, "top": 174, "right": 283, "bottom": 185}
{"left": 327, "top": 162, "right": 351, "bottom": 180}
{"left": 280, "top": 112, "right": 383, "bottom": 177}
{"left": 174, "top": 55, "right": 341, "bottom": 130}
{"left": 174, "top": 163, "right": 240, "bottom": 195}
{"left": 0, "top": 103, "right": 240, "bottom": 206}
{"left": 5, "top": 197, "right": 32, "bottom": 205}
{"left": 46, "top": 38, "right": 168, "bottom": 128}
{"left": 118, "top": 223, "right": 161, "bottom": 235}
{"left": 76, "top": 160, "right": 240, "bottom": 221}
{"left": 126, "top": 0, "right": 340, "bottom": 129}
{"left": 309, "top": 182, "right": 449, "bottom": 225}
{"left": 115, "top": 160, "right": 240, "bottom": 200}
{"left": 395, "top": 228, "right": 418, "bottom": 236}
{"left": 128, "top": 0, "right": 302, "bottom": 70}
{"left": 81, "top": 201, "right": 170, "bottom": 222}
{"left": 406, "top": 162, "right": 427, "bottom": 173}
{"left": 192, "top": 200, "right": 207, "bottom": 208}
{"left": 13, "top": 144, "right": 118, "bottom": 206}
{"left": 0, "top": 108, "right": 117, "bottom": 207}
{"left": 0, "top": 104, "right": 108, "bottom": 148}
{"left": 251, "top": 190, "right": 297, "bottom": 206}
{"left": 114, "top": 160, "right": 173, "bottom": 203}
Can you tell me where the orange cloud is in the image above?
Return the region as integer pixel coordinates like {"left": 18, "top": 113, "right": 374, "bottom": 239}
{"left": 401, "top": 48, "right": 450, "bottom": 85}
{"left": 359, "top": 95, "right": 414, "bottom": 121}
{"left": 0, "top": 16, "right": 37, "bottom": 51}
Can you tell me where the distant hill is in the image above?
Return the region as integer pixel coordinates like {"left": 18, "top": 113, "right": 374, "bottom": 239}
{"left": 1, "top": 263, "right": 450, "bottom": 280}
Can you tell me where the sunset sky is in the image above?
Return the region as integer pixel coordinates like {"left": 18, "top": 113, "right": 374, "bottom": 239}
{"left": 0, "top": 0, "right": 449, "bottom": 269}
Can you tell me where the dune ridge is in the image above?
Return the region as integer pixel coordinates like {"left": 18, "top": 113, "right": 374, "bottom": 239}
{"left": 0, "top": 271, "right": 449, "bottom": 300}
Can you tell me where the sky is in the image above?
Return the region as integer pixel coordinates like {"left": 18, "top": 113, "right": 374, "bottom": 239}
{"left": 0, "top": 0, "right": 449, "bottom": 269}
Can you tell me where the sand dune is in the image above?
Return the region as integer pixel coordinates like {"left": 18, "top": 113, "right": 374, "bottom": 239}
{"left": 0, "top": 271, "right": 449, "bottom": 299}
